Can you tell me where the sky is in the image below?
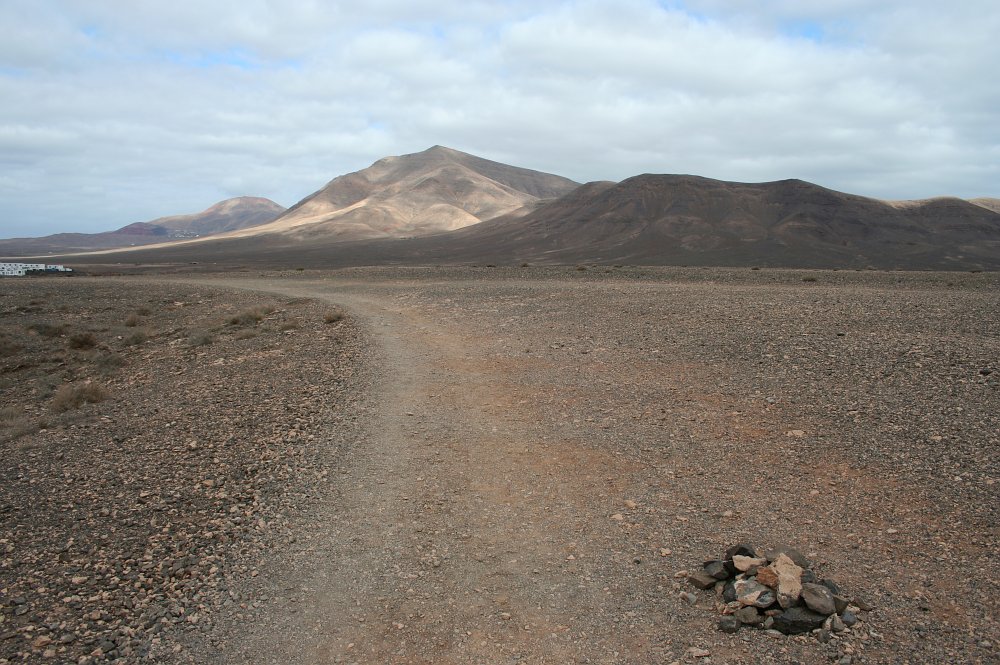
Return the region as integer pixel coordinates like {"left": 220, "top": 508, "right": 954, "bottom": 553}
{"left": 1, "top": 1, "right": 998, "bottom": 237}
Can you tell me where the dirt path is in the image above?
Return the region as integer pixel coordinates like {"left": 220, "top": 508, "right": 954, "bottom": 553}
{"left": 202, "top": 280, "right": 644, "bottom": 664}
{"left": 181, "top": 272, "right": 998, "bottom": 665}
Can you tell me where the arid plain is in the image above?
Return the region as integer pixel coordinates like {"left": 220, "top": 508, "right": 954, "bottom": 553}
{"left": 1, "top": 266, "right": 997, "bottom": 665}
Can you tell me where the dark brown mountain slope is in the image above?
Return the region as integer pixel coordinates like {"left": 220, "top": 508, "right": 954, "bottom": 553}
{"left": 0, "top": 197, "right": 284, "bottom": 256}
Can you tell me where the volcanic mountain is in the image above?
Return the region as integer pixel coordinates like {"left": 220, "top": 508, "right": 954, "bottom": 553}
{"left": 431, "top": 175, "right": 1000, "bottom": 268}
{"left": 210, "top": 145, "right": 581, "bottom": 242}
{"left": 0, "top": 197, "right": 285, "bottom": 256}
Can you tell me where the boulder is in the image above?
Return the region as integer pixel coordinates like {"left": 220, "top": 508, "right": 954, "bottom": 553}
{"left": 765, "top": 546, "right": 811, "bottom": 569}
{"left": 735, "top": 606, "right": 765, "bottom": 625}
{"left": 718, "top": 616, "right": 741, "bottom": 634}
{"left": 703, "top": 560, "right": 729, "bottom": 580}
{"left": 725, "top": 543, "right": 757, "bottom": 560}
{"left": 733, "top": 555, "right": 767, "bottom": 572}
{"left": 769, "top": 554, "right": 804, "bottom": 608}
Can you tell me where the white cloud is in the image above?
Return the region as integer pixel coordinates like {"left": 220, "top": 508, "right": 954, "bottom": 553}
{"left": 0, "top": 0, "right": 997, "bottom": 236}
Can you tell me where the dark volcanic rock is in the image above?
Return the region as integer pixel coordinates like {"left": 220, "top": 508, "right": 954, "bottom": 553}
{"left": 773, "top": 607, "right": 828, "bottom": 635}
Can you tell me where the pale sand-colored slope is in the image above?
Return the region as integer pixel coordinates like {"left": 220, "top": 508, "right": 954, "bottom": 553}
{"left": 970, "top": 197, "right": 1000, "bottom": 213}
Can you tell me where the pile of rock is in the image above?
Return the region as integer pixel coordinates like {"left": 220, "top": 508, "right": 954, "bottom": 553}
{"left": 686, "top": 544, "right": 866, "bottom": 638}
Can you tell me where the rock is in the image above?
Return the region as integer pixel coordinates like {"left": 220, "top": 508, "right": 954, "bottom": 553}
{"left": 765, "top": 546, "right": 811, "bottom": 569}
{"left": 772, "top": 607, "right": 828, "bottom": 635}
{"left": 801, "top": 583, "right": 837, "bottom": 615}
{"left": 756, "top": 566, "right": 779, "bottom": 589}
{"left": 769, "top": 554, "right": 804, "bottom": 608}
{"left": 687, "top": 571, "right": 718, "bottom": 590}
{"left": 679, "top": 591, "right": 697, "bottom": 606}
{"left": 725, "top": 543, "right": 757, "bottom": 560}
{"left": 829, "top": 614, "right": 846, "bottom": 633}
{"left": 832, "top": 594, "right": 850, "bottom": 615}
{"left": 841, "top": 610, "right": 859, "bottom": 627}
{"left": 734, "top": 579, "right": 776, "bottom": 608}
{"left": 722, "top": 582, "right": 737, "bottom": 603}
{"left": 703, "top": 559, "right": 729, "bottom": 580}
{"left": 718, "top": 616, "right": 741, "bottom": 633}
{"left": 733, "top": 555, "right": 767, "bottom": 572}
{"left": 817, "top": 628, "right": 831, "bottom": 643}
{"left": 735, "top": 606, "right": 764, "bottom": 625}
{"left": 838, "top": 656, "right": 853, "bottom": 665}
{"left": 687, "top": 647, "right": 711, "bottom": 658}
{"left": 762, "top": 616, "right": 775, "bottom": 630}
{"left": 801, "top": 569, "right": 817, "bottom": 584}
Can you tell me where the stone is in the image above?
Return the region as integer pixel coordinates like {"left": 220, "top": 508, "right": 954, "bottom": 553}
{"left": 801, "top": 583, "right": 837, "bottom": 616}
{"left": 841, "top": 610, "right": 859, "bottom": 627}
{"left": 687, "top": 571, "right": 718, "bottom": 590}
{"left": 762, "top": 617, "right": 774, "bottom": 630}
{"left": 817, "top": 628, "right": 831, "bottom": 643}
{"left": 755, "top": 566, "right": 779, "bottom": 589}
{"left": 765, "top": 546, "right": 811, "bottom": 569}
{"left": 829, "top": 614, "right": 846, "bottom": 633}
{"left": 687, "top": 647, "right": 711, "bottom": 658}
{"left": 679, "top": 592, "right": 697, "bottom": 606}
{"left": 734, "top": 579, "right": 776, "bottom": 608}
{"left": 703, "top": 560, "right": 729, "bottom": 580}
{"left": 725, "top": 543, "right": 757, "bottom": 560}
{"left": 801, "top": 569, "right": 817, "bottom": 584}
{"left": 722, "top": 582, "right": 737, "bottom": 603}
{"left": 832, "top": 594, "right": 850, "bottom": 615}
{"left": 718, "top": 616, "right": 741, "bottom": 633}
{"left": 733, "top": 555, "right": 767, "bottom": 572}
{"left": 769, "top": 554, "right": 804, "bottom": 608}
{"left": 735, "top": 606, "right": 764, "bottom": 625}
{"left": 772, "top": 607, "right": 828, "bottom": 635}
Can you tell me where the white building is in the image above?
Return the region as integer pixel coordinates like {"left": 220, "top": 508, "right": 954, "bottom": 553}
{"left": 0, "top": 262, "right": 73, "bottom": 277}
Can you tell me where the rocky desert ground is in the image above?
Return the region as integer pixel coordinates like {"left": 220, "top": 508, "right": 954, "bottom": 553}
{"left": 1, "top": 266, "right": 997, "bottom": 664}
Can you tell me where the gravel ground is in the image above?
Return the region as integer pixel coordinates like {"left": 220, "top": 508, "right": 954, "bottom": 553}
{"left": 0, "top": 278, "right": 371, "bottom": 663}
{"left": 2, "top": 267, "right": 998, "bottom": 664}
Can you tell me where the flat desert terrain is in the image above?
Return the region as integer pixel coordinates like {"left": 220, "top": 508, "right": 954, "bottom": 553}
{"left": 1, "top": 267, "right": 997, "bottom": 664}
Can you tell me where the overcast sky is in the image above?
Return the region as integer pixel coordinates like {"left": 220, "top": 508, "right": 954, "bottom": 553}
{"left": 2, "top": 0, "right": 998, "bottom": 237}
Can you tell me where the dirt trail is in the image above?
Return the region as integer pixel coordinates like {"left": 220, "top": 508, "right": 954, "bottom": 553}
{"left": 208, "top": 280, "right": 645, "bottom": 664}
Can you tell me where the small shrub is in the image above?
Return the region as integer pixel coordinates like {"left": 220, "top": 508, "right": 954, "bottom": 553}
{"left": 279, "top": 320, "right": 300, "bottom": 331}
{"left": 520, "top": 262, "right": 530, "bottom": 268}
{"left": 228, "top": 306, "right": 275, "bottom": 326}
{"left": 187, "top": 332, "right": 214, "bottom": 347}
{"left": 124, "top": 313, "right": 142, "bottom": 327}
{"left": 96, "top": 352, "right": 125, "bottom": 374}
{"left": 802, "top": 276, "right": 818, "bottom": 282}
{"left": 234, "top": 330, "right": 257, "bottom": 340}
{"left": 575, "top": 265, "right": 587, "bottom": 271}
{"left": 0, "top": 405, "right": 22, "bottom": 423}
{"left": 51, "top": 382, "right": 110, "bottom": 412}
{"left": 323, "top": 309, "right": 344, "bottom": 324}
{"left": 136, "top": 306, "right": 152, "bottom": 316}
{"left": 68, "top": 332, "right": 98, "bottom": 350}
{"left": 123, "top": 330, "right": 149, "bottom": 346}
{"left": 28, "top": 322, "right": 65, "bottom": 338}
{"left": 0, "top": 335, "right": 22, "bottom": 357}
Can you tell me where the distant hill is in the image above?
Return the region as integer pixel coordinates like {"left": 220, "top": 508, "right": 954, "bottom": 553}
{"left": 0, "top": 197, "right": 284, "bottom": 256}
{"left": 7, "top": 148, "right": 999, "bottom": 270}
{"left": 970, "top": 198, "right": 1000, "bottom": 214}
{"left": 209, "top": 145, "right": 581, "bottom": 242}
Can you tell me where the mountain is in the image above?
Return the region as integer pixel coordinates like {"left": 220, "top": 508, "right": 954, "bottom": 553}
{"left": 971, "top": 198, "right": 1000, "bottom": 214}
{"left": 213, "top": 145, "right": 581, "bottom": 241}
{"left": 438, "top": 175, "right": 1000, "bottom": 269}
{"left": 0, "top": 197, "right": 285, "bottom": 256}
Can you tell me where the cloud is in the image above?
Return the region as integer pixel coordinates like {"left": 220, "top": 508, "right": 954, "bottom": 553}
{"left": 0, "top": 0, "right": 997, "bottom": 236}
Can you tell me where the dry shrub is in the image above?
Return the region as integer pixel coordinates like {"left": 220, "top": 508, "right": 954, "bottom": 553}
{"left": 123, "top": 330, "right": 149, "bottom": 346}
{"left": 0, "top": 335, "right": 22, "bottom": 357}
{"left": 124, "top": 313, "right": 142, "bottom": 327}
{"left": 228, "top": 306, "right": 275, "bottom": 326}
{"left": 28, "top": 322, "right": 65, "bottom": 338}
{"left": 68, "top": 332, "right": 98, "bottom": 349}
{"left": 187, "top": 332, "right": 214, "bottom": 347}
{"left": 575, "top": 265, "right": 587, "bottom": 271}
{"left": 136, "top": 306, "right": 152, "bottom": 316}
{"left": 234, "top": 330, "right": 257, "bottom": 340}
{"left": 96, "top": 352, "right": 125, "bottom": 374}
{"left": 51, "top": 382, "right": 110, "bottom": 412}
{"left": 0, "top": 405, "right": 22, "bottom": 423}
{"left": 279, "top": 320, "right": 300, "bottom": 331}
{"left": 802, "top": 276, "right": 818, "bottom": 282}
{"left": 323, "top": 309, "right": 345, "bottom": 324}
